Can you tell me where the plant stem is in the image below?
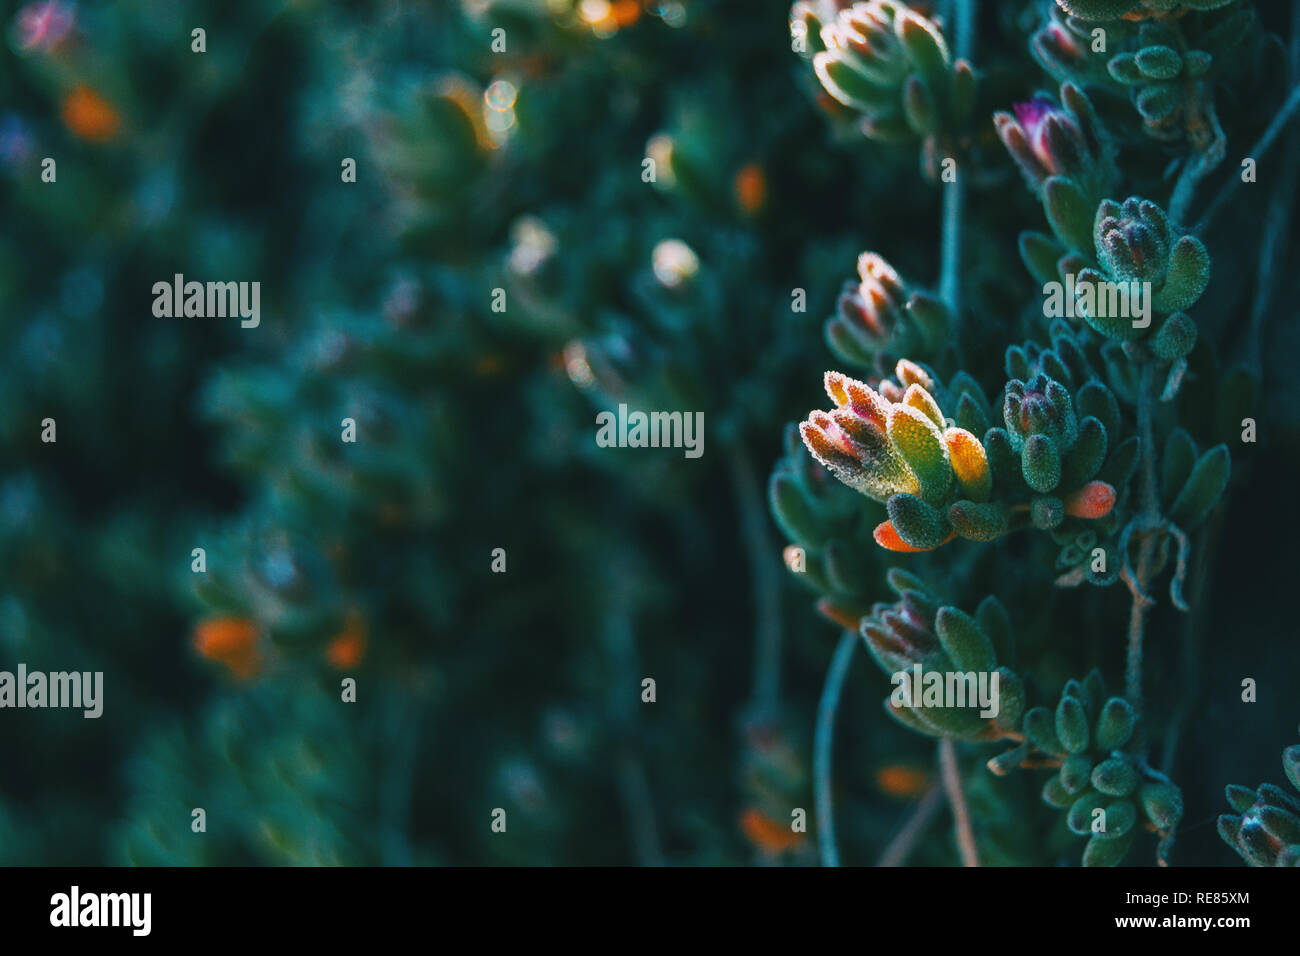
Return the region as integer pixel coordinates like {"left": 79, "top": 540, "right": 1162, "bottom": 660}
{"left": 938, "top": 738, "right": 979, "bottom": 866}
{"left": 938, "top": 0, "right": 971, "bottom": 322}
{"left": 616, "top": 752, "right": 664, "bottom": 867}
{"left": 726, "top": 440, "right": 783, "bottom": 716}
{"left": 1167, "top": 13, "right": 1226, "bottom": 227}
{"left": 380, "top": 689, "right": 419, "bottom": 866}
{"left": 1161, "top": 521, "right": 1214, "bottom": 774}
{"left": 1124, "top": 555, "right": 1153, "bottom": 727}
{"left": 814, "top": 630, "right": 856, "bottom": 867}
{"left": 940, "top": 163, "right": 964, "bottom": 320}
{"left": 1244, "top": 5, "right": 1300, "bottom": 373}
{"left": 877, "top": 784, "right": 943, "bottom": 866}
{"left": 1168, "top": 145, "right": 1216, "bottom": 228}
{"left": 1193, "top": 81, "right": 1300, "bottom": 233}
{"left": 944, "top": 0, "right": 975, "bottom": 62}
{"left": 930, "top": 2, "right": 978, "bottom": 871}
{"left": 604, "top": 556, "right": 664, "bottom": 866}
{"left": 1125, "top": 361, "right": 1161, "bottom": 735}
{"left": 1137, "top": 363, "right": 1160, "bottom": 522}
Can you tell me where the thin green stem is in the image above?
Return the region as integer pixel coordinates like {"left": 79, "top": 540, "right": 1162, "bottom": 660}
{"left": 1166, "top": 17, "right": 1227, "bottom": 225}
{"left": 1244, "top": 4, "right": 1300, "bottom": 373}
{"left": 814, "top": 631, "right": 857, "bottom": 867}
{"left": 939, "top": 738, "right": 979, "bottom": 866}
{"left": 1168, "top": 138, "right": 1218, "bottom": 228}
{"left": 1125, "top": 361, "right": 1161, "bottom": 738}
{"left": 616, "top": 753, "right": 664, "bottom": 867}
{"left": 603, "top": 557, "right": 664, "bottom": 866}
{"left": 1193, "top": 81, "right": 1300, "bottom": 233}
{"left": 930, "top": 3, "right": 977, "bottom": 869}
{"left": 1124, "top": 551, "right": 1154, "bottom": 728}
{"left": 939, "top": 0, "right": 971, "bottom": 349}
{"left": 726, "top": 440, "right": 783, "bottom": 716}
{"left": 876, "top": 784, "right": 943, "bottom": 867}
{"left": 380, "top": 690, "right": 419, "bottom": 866}
{"left": 1161, "top": 521, "right": 1215, "bottom": 774}
{"left": 944, "top": 0, "right": 975, "bottom": 62}
{"left": 1137, "top": 363, "right": 1160, "bottom": 522}
{"left": 939, "top": 165, "right": 964, "bottom": 320}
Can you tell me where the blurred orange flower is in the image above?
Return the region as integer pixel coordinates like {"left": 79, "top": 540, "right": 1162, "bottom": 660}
{"left": 740, "top": 807, "right": 804, "bottom": 854}
{"left": 734, "top": 163, "right": 767, "bottom": 215}
{"left": 193, "top": 617, "right": 260, "bottom": 680}
{"left": 326, "top": 612, "right": 367, "bottom": 670}
{"left": 611, "top": 1, "right": 641, "bottom": 28}
{"left": 876, "top": 763, "right": 931, "bottom": 798}
{"left": 62, "top": 85, "right": 120, "bottom": 142}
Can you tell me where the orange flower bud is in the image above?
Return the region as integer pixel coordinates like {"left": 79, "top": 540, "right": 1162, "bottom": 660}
{"left": 1064, "top": 480, "right": 1116, "bottom": 519}
{"left": 816, "top": 598, "right": 863, "bottom": 632}
{"left": 873, "top": 519, "right": 955, "bottom": 552}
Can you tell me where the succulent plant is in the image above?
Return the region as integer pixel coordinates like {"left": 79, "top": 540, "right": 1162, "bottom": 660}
{"left": 797, "top": 359, "right": 1125, "bottom": 551}
{"left": 1055, "top": 0, "right": 1238, "bottom": 24}
{"left": 771, "top": 0, "right": 1286, "bottom": 871}
{"left": 798, "top": 362, "right": 991, "bottom": 550}
{"left": 1107, "top": 32, "right": 1215, "bottom": 142}
{"left": 770, "top": 417, "right": 883, "bottom": 627}
{"left": 1086, "top": 197, "right": 1210, "bottom": 319}
{"left": 995, "top": 82, "right": 1117, "bottom": 208}
{"left": 793, "top": 0, "right": 976, "bottom": 175}
{"left": 1031, "top": 4, "right": 1117, "bottom": 85}
{"left": 824, "top": 251, "right": 951, "bottom": 374}
{"left": 989, "top": 669, "right": 1183, "bottom": 866}
{"left": 1218, "top": 725, "right": 1300, "bottom": 867}
{"left": 861, "top": 570, "right": 1025, "bottom": 742}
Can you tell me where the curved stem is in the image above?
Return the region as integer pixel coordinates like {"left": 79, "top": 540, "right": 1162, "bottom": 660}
{"left": 726, "top": 440, "right": 783, "bottom": 715}
{"left": 1194, "top": 82, "right": 1300, "bottom": 233}
{"left": 1244, "top": 5, "right": 1300, "bottom": 372}
{"left": 814, "top": 631, "right": 857, "bottom": 867}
